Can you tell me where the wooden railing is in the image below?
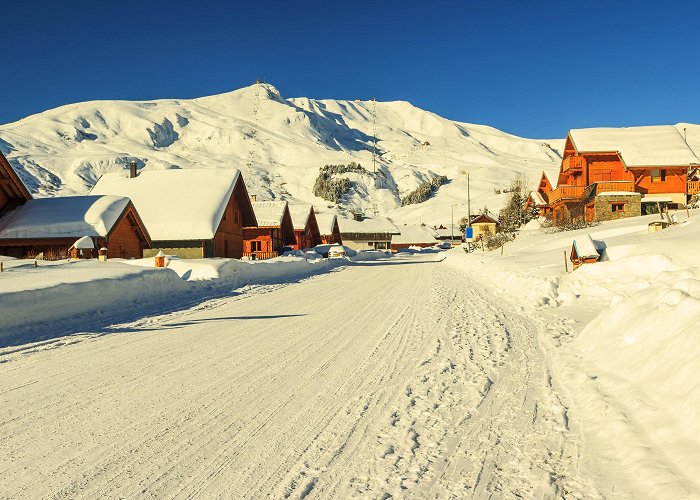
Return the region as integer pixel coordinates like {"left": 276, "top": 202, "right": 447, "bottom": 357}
{"left": 242, "top": 251, "right": 278, "bottom": 260}
{"left": 549, "top": 185, "right": 585, "bottom": 204}
{"left": 689, "top": 181, "right": 700, "bottom": 195}
{"left": 562, "top": 155, "right": 586, "bottom": 172}
{"left": 593, "top": 180, "right": 636, "bottom": 194}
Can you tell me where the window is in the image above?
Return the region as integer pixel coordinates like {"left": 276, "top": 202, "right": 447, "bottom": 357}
{"left": 375, "top": 242, "right": 389, "bottom": 250}
{"left": 611, "top": 203, "right": 625, "bottom": 213}
{"left": 234, "top": 210, "right": 239, "bottom": 224}
{"left": 650, "top": 169, "right": 666, "bottom": 182}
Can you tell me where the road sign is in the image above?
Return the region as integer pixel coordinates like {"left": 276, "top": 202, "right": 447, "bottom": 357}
{"left": 465, "top": 227, "right": 474, "bottom": 241}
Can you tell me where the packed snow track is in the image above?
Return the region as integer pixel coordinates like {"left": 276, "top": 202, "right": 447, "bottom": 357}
{"left": 0, "top": 253, "right": 585, "bottom": 498}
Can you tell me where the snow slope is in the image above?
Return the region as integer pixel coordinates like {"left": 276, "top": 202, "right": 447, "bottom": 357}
{"left": 0, "top": 83, "right": 565, "bottom": 226}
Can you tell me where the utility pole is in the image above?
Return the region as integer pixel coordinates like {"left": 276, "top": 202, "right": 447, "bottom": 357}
{"left": 467, "top": 173, "right": 471, "bottom": 229}
{"left": 371, "top": 97, "right": 377, "bottom": 174}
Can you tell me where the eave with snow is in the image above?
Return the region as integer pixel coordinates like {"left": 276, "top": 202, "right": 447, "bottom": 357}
{"left": 314, "top": 212, "right": 342, "bottom": 245}
{"left": 0, "top": 195, "right": 151, "bottom": 259}
{"left": 543, "top": 125, "right": 700, "bottom": 223}
{"left": 289, "top": 205, "right": 321, "bottom": 251}
{"left": 0, "top": 150, "right": 32, "bottom": 214}
{"left": 91, "top": 168, "right": 257, "bottom": 259}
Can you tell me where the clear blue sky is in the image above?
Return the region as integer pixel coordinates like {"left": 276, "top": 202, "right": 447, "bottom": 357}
{"left": 2, "top": 1, "right": 699, "bottom": 138}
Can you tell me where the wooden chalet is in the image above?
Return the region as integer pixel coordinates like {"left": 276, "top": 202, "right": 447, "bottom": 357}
{"left": 0, "top": 150, "right": 32, "bottom": 214}
{"left": 289, "top": 205, "right": 321, "bottom": 250}
{"left": 315, "top": 213, "right": 342, "bottom": 245}
{"left": 91, "top": 168, "right": 257, "bottom": 259}
{"left": 543, "top": 126, "right": 700, "bottom": 223}
{"left": 243, "top": 200, "right": 296, "bottom": 259}
{"left": 338, "top": 216, "right": 399, "bottom": 251}
{"left": 0, "top": 195, "right": 151, "bottom": 259}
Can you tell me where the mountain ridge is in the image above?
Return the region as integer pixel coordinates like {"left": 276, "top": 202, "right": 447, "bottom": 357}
{"left": 0, "top": 83, "right": 589, "bottom": 224}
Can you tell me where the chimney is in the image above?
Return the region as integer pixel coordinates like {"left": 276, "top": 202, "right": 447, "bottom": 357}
{"left": 250, "top": 194, "right": 257, "bottom": 202}
{"left": 129, "top": 161, "right": 138, "bottom": 178}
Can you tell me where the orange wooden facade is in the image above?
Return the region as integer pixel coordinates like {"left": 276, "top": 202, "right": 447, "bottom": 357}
{"left": 242, "top": 206, "right": 296, "bottom": 259}
{"left": 293, "top": 207, "right": 322, "bottom": 250}
{"left": 545, "top": 134, "right": 693, "bottom": 222}
{"left": 201, "top": 175, "right": 257, "bottom": 258}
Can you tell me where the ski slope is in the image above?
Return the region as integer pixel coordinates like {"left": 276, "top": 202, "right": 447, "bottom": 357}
{"left": 0, "top": 83, "right": 565, "bottom": 226}
{"left": 0, "top": 253, "right": 588, "bottom": 498}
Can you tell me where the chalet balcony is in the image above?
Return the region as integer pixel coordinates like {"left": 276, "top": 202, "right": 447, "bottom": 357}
{"left": 591, "top": 180, "right": 636, "bottom": 195}
{"left": 548, "top": 185, "right": 585, "bottom": 204}
{"left": 689, "top": 181, "right": 700, "bottom": 195}
{"left": 562, "top": 155, "right": 586, "bottom": 172}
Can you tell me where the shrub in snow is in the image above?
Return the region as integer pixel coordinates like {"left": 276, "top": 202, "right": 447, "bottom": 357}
{"left": 400, "top": 175, "right": 448, "bottom": 206}
{"left": 497, "top": 176, "right": 532, "bottom": 234}
{"left": 312, "top": 162, "right": 368, "bottom": 203}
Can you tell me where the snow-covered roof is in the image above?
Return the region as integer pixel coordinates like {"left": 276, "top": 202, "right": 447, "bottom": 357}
{"left": 91, "top": 169, "right": 246, "bottom": 241}
{"left": 0, "top": 195, "right": 130, "bottom": 240}
{"left": 530, "top": 191, "right": 547, "bottom": 206}
{"left": 597, "top": 191, "right": 641, "bottom": 197}
{"left": 72, "top": 235, "right": 95, "bottom": 249}
{"left": 338, "top": 217, "right": 400, "bottom": 235}
{"left": 433, "top": 227, "right": 460, "bottom": 238}
{"left": 289, "top": 205, "right": 313, "bottom": 230}
{"left": 314, "top": 213, "right": 337, "bottom": 235}
{"left": 641, "top": 195, "right": 674, "bottom": 203}
{"left": 572, "top": 234, "right": 600, "bottom": 260}
{"left": 391, "top": 225, "right": 439, "bottom": 245}
{"left": 252, "top": 201, "right": 288, "bottom": 227}
{"left": 569, "top": 126, "right": 700, "bottom": 167}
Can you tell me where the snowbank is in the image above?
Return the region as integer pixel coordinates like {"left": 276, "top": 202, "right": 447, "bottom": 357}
{"left": 0, "top": 252, "right": 387, "bottom": 346}
{"left": 444, "top": 209, "right": 700, "bottom": 497}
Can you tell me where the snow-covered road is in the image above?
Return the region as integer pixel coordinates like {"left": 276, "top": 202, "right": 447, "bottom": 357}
{"left": 0, "top": 253, "right": 587, "bottom": 498}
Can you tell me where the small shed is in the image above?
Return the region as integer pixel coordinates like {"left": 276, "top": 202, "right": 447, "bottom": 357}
{"left": 570, "top": 234, "right": 600, "bottom": 270}
{"left": 70, "top": 235, "right": 96, "bottom": 259}
{"left": 469, "top": 213, "right": 498, "bottom": 241}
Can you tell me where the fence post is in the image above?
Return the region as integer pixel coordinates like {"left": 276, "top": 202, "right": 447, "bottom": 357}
{"left": 564, "top": 250, "right": 568, "bottom": 273}
{"left": 0, "top": 261, "right": 3, "bottom": 272}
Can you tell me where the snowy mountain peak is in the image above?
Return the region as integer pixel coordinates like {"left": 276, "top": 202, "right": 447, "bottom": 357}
{"left": 0, "top": 83, "right": 567, "bottom": 225}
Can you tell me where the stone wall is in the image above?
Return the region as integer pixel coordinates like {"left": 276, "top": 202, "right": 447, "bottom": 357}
{"left": 594, "top": 194, "right": 641, "bottom": 222}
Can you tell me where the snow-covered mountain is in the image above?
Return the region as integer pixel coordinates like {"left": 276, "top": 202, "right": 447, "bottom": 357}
{"left": 0, "top": 83, "right": 567, "bottom": 225}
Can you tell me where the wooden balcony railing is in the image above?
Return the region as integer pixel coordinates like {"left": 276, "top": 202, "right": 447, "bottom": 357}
{"left": 549, "top": 185, "right": 585, "bottom": 204}
{"left": 562, "top": 155, "right": 586, "bottom": 172}
{"left": 689, "top": 181, "right": 700, "bottom": 195}
{"left": 242, "top": 251, "right": 278, "bottom": 260}
{"left": 592, "top": 180, "right": 636, "bottom": 194}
